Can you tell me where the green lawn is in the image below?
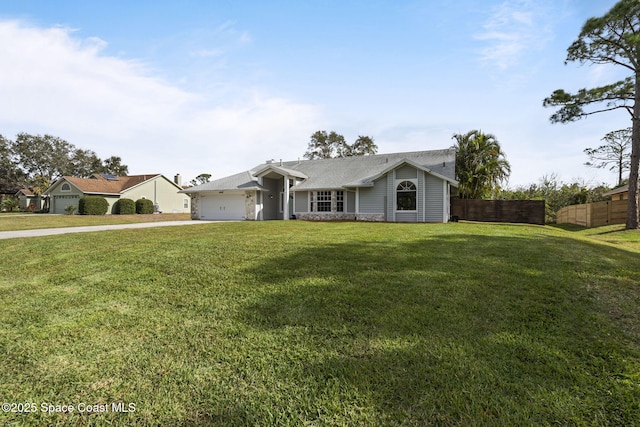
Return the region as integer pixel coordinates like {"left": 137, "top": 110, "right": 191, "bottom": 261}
{"left": 1, "top": 221, "right": 638, "bottom": 426}
{"left": 0, "top": 213, "right": 191, "bottom": 231}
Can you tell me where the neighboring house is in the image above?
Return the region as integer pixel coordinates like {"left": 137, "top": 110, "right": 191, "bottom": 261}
{"left": 15, "top": 188, "right": 44, "bottom": 210}
{"left": 603, "top": 184, "right": 629, "bottom": 201}
{"left": 0, "top": 183, "right": 21, "bottom": 209}
{"left": 181, "top": 149, "right": 458, "bottom": 223}
{"left": 44, "top": 173, "right": 190, "bottom": 214}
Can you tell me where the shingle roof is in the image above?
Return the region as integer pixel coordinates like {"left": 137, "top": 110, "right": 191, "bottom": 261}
{"left": 603, "top": 184, "right": 629, "bottom": 197}
{"left": 16, "top": 188, "right": 35, "bottom": 196}
{"left": 182, "top": 149, "right": 457, "bottom": 193}
{"left": 48, "top": 174, "right": 162, "bottom": 195}
{"left": 181, "top": 171, "right": 265, "bottom": 193}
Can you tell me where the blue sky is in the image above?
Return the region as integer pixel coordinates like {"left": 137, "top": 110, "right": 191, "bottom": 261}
{"left": 0, "top": 0, "right": 630, "bottom": 186}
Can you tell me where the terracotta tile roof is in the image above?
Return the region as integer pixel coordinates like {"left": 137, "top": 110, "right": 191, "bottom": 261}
{"left": 64, "top": 174, "right": 160, "bottom": 194}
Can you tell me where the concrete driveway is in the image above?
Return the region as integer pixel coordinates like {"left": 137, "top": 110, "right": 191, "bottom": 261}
{"left": 0, "top": 220, "right": 209, "bottom": 240}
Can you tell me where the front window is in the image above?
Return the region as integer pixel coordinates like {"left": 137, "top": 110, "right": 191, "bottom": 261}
{"left": 317, "top": 191, "right": 331, "bottom": 212}
{"left": 397, "top": 181, "right": 416, "bottom": 211}
{"left": 61, "top": 183, "right": 71, "bottom": 192}
{"left": 336, "top": 191, "right": 344, "bottom": 212}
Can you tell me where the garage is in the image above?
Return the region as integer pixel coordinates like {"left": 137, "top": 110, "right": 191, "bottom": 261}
{"left": 199, "top": 193, "right": 246, "bottom": 220}
{"left": 52, "top": 195, "right": 80, "bottom": 214}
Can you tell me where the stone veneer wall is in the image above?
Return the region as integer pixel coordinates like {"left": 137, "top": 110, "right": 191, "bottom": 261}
{"left": 245, "top": 191, "right": 256, "bottom": 220}
{"left": 190, "top": 194, "right": 199, "bottom": 219}
{"left": 295, "top": 212, "right": 385, "bottom": 222}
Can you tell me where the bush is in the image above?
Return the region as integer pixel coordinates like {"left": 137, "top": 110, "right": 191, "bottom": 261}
{"left": 78, "top": 196, "right": 109, "bottom": 215}
{"left": 136, "top": 198, "right": 154, "bottom": 214}
{"left": 1, "top": 196, "right": 19, "bottom": 212}
{"left": 114, "top": 198, "right": 136, "bottom": 214}
{"left": 64, "top": 205, "right": 76, "bottom": 215}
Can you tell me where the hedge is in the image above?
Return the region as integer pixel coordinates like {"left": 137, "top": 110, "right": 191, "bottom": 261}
{"left": 136, "top": 198, "right": 155, "bottom": 214}
{"left": 114, "top": 198, "right": 136, "bottom": 214}
{"left": 78, "top": 196, "right": 109, "bottom": 215}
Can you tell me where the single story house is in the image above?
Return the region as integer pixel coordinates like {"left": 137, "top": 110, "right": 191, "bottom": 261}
{"left": 44, "top": 173, "right": 190, "bottom": 214}
{"left": 181, "top": 149, "right": 458, "bottom": 223}
{"left": 15, "top": 188, "right": 44, "bottom": 211}
{"left": 603, "top": 184, "right": 629, "bottom": 201}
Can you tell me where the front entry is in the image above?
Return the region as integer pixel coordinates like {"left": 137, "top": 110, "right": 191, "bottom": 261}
{"left": 262, "top": 177, "right": 281, "bottom": 220}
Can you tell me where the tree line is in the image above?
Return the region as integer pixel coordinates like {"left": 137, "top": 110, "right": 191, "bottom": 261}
{"left": 303, "top": 131, "right": 378, "bottom": 159}
{"left": 1, "top": 133, "right": 128, "bottom": 197}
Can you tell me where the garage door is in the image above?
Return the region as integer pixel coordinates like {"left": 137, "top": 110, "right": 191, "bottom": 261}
{"left": 53, "top": 195, "right": 80, "bottom": 214}
{"left": 200, "top": 194, "right": 246, "bottom": 220}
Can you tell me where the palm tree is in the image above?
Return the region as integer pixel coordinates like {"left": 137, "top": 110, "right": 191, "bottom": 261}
{"left": 452, "top": 130, "right": 511, "bottom": 199}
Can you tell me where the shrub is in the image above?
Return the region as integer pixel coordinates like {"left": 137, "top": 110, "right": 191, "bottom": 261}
{"left": 1, "top": 197, "right": 19, "bottom": 212}
{"left": 114, "top": 198, "right": 136, "bottom": 214}
{"left": 136, "top": 198, "right": 154, "bottom": 214}
{"left": 64, "top": 205, "right": 76, "bottom": 215}
{"left": 78, "top": 196, "right": 109, "bottom": 215}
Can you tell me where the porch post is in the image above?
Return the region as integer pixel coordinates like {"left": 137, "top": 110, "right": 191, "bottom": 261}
{"left": 283, "top": 175, "right": 290, "bottom": 220}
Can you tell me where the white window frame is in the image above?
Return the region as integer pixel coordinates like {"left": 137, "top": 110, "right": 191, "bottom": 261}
{"left": 396, "top": 180, "right": 417, "bottom": 212}
{"left": 316, "top": 191, "right": 331, "bottom": 212}
{"left": 336, "top": 190, "right": 344, "bottom": 212}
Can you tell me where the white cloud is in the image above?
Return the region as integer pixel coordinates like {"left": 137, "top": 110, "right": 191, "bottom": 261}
{"left": 0, "top": 20, "right": 322, "bottom": 182}
{"left": 475, "top": 0, "right": 553, "bottom": 70}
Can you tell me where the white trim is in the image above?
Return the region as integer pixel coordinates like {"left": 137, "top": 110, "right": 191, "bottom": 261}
{"left": 283, "top": 175, "right": 290, "bottom": 220}
{"left": 335, "top": 190, "right": 344, "bottom": 213}
{"left": 422, "top": 171, "right": 426, "bottom": 222}
{"left": 443, "top": 182, "right": 449, "bottom": 222}
{"left": 394, "top": 178, "right": 418, "bottom": 213}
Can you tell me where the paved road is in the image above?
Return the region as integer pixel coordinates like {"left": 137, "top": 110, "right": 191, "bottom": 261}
{"left": 0, "top": 221, "right": 210, "bottom": 240}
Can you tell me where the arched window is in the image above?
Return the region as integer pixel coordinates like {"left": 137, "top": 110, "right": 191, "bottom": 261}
{"left": 61, "top": 183, "right": 71, "bottom": 192}
{"left": 396, "top": 181, "right": 416, "bottom": 211}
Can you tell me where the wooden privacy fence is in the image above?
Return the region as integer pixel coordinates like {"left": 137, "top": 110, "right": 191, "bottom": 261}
{"left": 451, "top": 199, "right": 545, "bottom": 225}
{"left": 556, "top": 199, "right": 627, "bottom": 227}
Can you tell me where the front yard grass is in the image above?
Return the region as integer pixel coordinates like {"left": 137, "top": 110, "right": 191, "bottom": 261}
{"left": 0, "top": 213, "right": 190, "bottom": 231}
{"left": 0, "top": 221, "right": 638, "bottom": 426}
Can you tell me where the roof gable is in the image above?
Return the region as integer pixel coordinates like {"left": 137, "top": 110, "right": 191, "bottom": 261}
{"left": 345, "top": 158, "right": 458, "bottom": 187}
{"left": 15, "top": 188, "right": 35, "bottom": 196}
{"left": 45, "top": 174, "right": 164, "bottom": 195}
{"left": 253, "top": 164, "right": 308, "bottom": 179}
{"left": 181, "top": 171, "right": 265, "bottom": 193}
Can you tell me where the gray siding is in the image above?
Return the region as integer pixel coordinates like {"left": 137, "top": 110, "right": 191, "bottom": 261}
{"left": 358, "top": 175, "right": 387, "bottom": 214}
{"left": 294, "top": 191, "right": 308, "bottom": 212}
{"left": 396, "top": 165, "right": 418, "bottom": 180}
{"left": 396, "top": 212, "right": 418, "bottom": 222}
{"left": 417, "top": 169, "right": 425, "bottom": 222}
{"left": 346, "top": 191, "right": 355, "bottom": 213}
{"left": 425, "top": 173, "right": 445, "bottom": 222}
{"left": 387, "top": 172, "right": 395, "bottom": 221}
